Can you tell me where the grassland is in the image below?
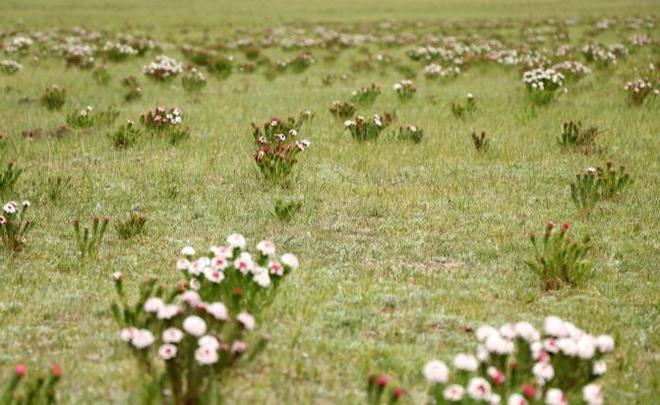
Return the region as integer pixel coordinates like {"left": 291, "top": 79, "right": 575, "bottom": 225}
{"left": 0, "top": 0, "right": 659, "bottom": 403}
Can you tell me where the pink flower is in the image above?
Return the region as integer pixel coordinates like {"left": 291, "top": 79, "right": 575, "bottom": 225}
{"left": 15, "top": 364, "right": 27, "bottom": 377}
{"left": 183, "top": 316, "right": 207, "bottom": 336}
{"left": 162, "top": 327, "right": 184, "bottom": 343}
{"left": 206, "top": 302, "right": 228, "bottom": 321}
{"left": 159, "top": 344, "right": 177, "bottom": 360}
{"left": 237, "top": 312, "right": 255, "bottom": 330}
{"left": 195, "top": 345, "right": 218, "bottom": 365}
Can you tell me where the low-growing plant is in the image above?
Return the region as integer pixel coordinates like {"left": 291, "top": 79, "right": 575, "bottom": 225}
{"left": 107, "top": 120, "right": 142, "bottom": 149}
{"left": 253, "top": 116, "right": 311, "bottom": 182}
{"left": 103, "top": 41, "right": 138, "bottom": 61}
{"left": 1, "top": 200, "right": 32, "bottom": 252}
{"left": 350, "top": 83, "right": 381, "bottom": 105}
{"left": 143, "top": 55, "right": 183, "bottom": 81}
{"left": 393, "top": 79, "right": 416, "bottom": 101}
{"left": 526, "top": 221, "right": 592, "bottom": 290}
{"left": 111, "top": 235, "right": 300, "bottom": 403}
{"left": 115, "top": 212, "right": 147, "bottom": 239}
{"left": 44, "top": 176, "right": 71, "bottom": 202}
{"left": 93, "top": 65, "right": 112, "bottom": 85}
{"left": 0, "top": 162, "right": 22, "bottom": 197}
{"left": 272, "top": 198, "right": 302, "bottom": 222}
{"left": 73, "top": 217, "right": 110, "bottom": 259}
{"left": 451, "top": 93, "right": 477, "bottom": 119}
{"left": 121, "top": 76, "right": 143, "bottom": 102}
{"left": 570, "top": 163, "right": 631, "bottom": 211}
{"left": 558, "top": 121, "right": 600, "bottom": 154}
{"left": 40, "top": 85, "right": 67, "bottom": 111}
{"left": 471, "top": 131, "right": 489, "bottom": 153}
{"left": 623, "top": 77, "right": 657, "bottom": 106}
{"left": 397, "top": 125, "right": 423, "bottom": 143}
{"left": 344, "top": 113, "right": 393, "bottom": 141}
{"left": 366, "top": 375, "right": 405, "bottom": 405}
{"left": 0, "top": 59, "right": 22, "bottom": 75}
{"left": 181, "top": 67, "right": 207, "bottom": 93}
{"left": 65, "top": 106, "right": 95, "bottom": 128}
{"left": 140, "top": 106, "right": 190, "bottom": 145}
{"left": 0, "top": 363, "right": 63, "bottom": 404}
{"left": 422, "top": 316, "right": 614, "bottom": 404}
{"left": 329, "top": 100, "right": 356, "bottom": 120}
{"left": 522, "top": 68, "right": 564, "bottom": 105}
{"left": 289, "top": 52, "right": 315, "bottom": 73}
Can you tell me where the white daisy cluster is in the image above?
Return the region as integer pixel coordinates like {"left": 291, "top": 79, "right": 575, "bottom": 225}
{"left": 143, "top": 55, "right": 184, "bottom": 80}
{"left": 552, "top": 61, "right": 592, "bottom": 79}
{"left": 393, "top": 79, "right": 416, "bottom": 100}
{"left": 140, "top": 106, "right": 183, "bottom": 129}
{"left": 3, "top": 35, "right": 33, "bottom": 53}
{"left": 344, "top": 113, "right": 392, "bottom": 141}
{"left": 423, "top": 63, "right": 460, "bottom": 80}
{"left": 103, "top": 41, "right": 138, "bottom": 60}
{"left": 623, "top": 77, "right": 658, "bottom": 105}
{"left": 63, "top": 43, "right": 96, "bottom": 68}
{"left": 522, "top": 68, "right": 564, "bottom": 92}
{"left": 422, "top": 316, "right": 614, "bottom": 405}
{"left": 580, "top": 44, "right": 618, "bottom": 67}
{"left": 0, "top": 200, "right": 32, "bottom": 251}
{"left": 113, "top": 235, "right": 299, "bottom": 399}
{"left": 0, "top": 59, "right": 22, "bottom": 75}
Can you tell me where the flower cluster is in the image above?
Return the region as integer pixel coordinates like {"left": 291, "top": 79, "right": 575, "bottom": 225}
{"left": 0, "top": 59, "right": 22, "bottom": 75}
{"left": 526, "top": 221, "right": 592, "bottom": 290}
{"left": 552, "top": 61, "right": 591, "bottom": 81}
{"left": 143, "top": 55, "right": 184, "bottom": 81}
{"left": 570, "top": 162, "right": 632, "bottom": 211}
{"left": 522, "top": 68, "right": 564, "bottom": 105}
{"left": 40, "top": 84, "right": 67, "bottom": 111}
{"left": 181, "top": 67, "right": 207, "bottom": 93}
{"left": 1, "top": 363, "right": 63, "bottom": 403}
{"left": 423, "top": 316, "right": 614, "bottom": 405}
{"left": 393, "top": 79, "right": 416, "bottom": 101}
{"left": 103, "top": 41, "right": 138, "bottom": 61}
{"left": 140, "top": 106, "right": 190, "bottom": 144}
{"left": 64, "top": 43, "right": 96, "bottom": 68}
{"left": 397, "top": 125, "right": 423, "bottom": 143}
{"left": 2, "top": 35, "right": 33, "bottom": 53}
{"left": 350, "top": 83, "right": 382, "bottom": 105}
{"left": 623, "top": 77, "right": 657, "bottom": 106}
{"left": 1, "top": 200, "right": 32, "bottom": 252}
{"left": 423, "top": 63, "right": 460, "bottom": 80}
{"left": 111, "top": 236, "right": 299, "bottom": 403}
{"left": 329, "top": 100, "right": 356, "bottom": 120}
{"left": 344, "top": 113, "right": 393, "bottom": 141}
{"left": 366, "top": 374, "right": 405, "bottom": 404}
{"left": 253, "top": 116, "right": 311, "bottom": 182}
{"left": 580, "top": 44, "right": 617, "bottom": 68}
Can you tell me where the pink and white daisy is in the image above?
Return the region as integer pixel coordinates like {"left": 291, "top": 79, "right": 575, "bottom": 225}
{"left": 198, "top": 335, "right": 220, "bottom": 350}
{"left": 144, "top": 297, "right": 164, "bottom": 313}
{"left": 582, "top": 384, "right": 603, "bottom": 405}
{"left": 422, "top": 360, "right": 448, "bottom": 384}
{"left": 157, "top": 304, "right": 181, "bottom": 320}
{"left": 227, "top": 233, "right": 246, "bottom": 250}
{"left": 162, "top": 327, "right": 184, "bottom": 343}
{"left": 237, "top": 312, "right": 255, "bottom": 330}
{"left": 159, "top": 344, "right": 177, "bottom": 360}
{"left": 453, "top": 353, "right": 478, "bottom": 372}
{"left": 183, "top": 315, "right": 207, "bottom": 336}
{"left": 467, "top": 377, "right": 491, "bottom": 401}
{"left": 206, "top": 302, "right": 228, "bottom": 321}
{"left": 131, "top": 329, "right": 155, "bottom": 349}
{"left": 195, "top": 345, "right": 219, "bottom": 365}
{"left": 545, "top": 388, "right": 567, "bottom": 405}
{"left": 443, "top": 384, "right": 464, "bottom": 401}
{"left": 256, "top": 240, "right": 276, "bottom": 256}
{"left": 280, "top": 253, "right": 299, "bottom": 270}
{"left": 204, "top": 267, "right": 225, "bottom": 283}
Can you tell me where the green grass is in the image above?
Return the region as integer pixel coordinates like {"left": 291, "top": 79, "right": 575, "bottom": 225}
{"left": 1, "top": 0, "right": 659, "bottom": 403}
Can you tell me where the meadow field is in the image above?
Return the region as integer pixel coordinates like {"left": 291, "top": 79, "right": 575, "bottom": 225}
{"left": 0, "top": 0, "right": 658, "bottom": 403}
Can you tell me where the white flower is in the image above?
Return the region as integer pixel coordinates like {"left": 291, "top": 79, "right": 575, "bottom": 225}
{"left": 112, "top": 271, "right": 123, "bottom": 281}
{"left": 195, "top": 345, "right": 219, "bottom": 365}
{"left": 507, "top": 394, "right": 527, "bottom": 405}
{"left": 577, "top": 335, "right": 596, "bottom": 359}
{"left": 176, "top": 258, "right": 190, "bottom": 270}
{"left": 532, "top": 361, "right": 554, "bottom": 382}
{"left": 3, "top": 202, "right": 17, "bottom": 214}
{"left": 476, "top": 325, "right": 498, "bottom": 342}
{"left": 189, "top": 278, "right": 201, "bottom": 291}
{"left": 234, "top": 252, "right": 254, "bottom": 274}
{"left": 280, "top": 253, "right": 299, "bottom": 270}
{"left": 231, "top": 340, "right": 247, "bottom": 354}
{"left": 227, "top": 233, "right": 246, "bottom": 250}
{"left": 210, "top": 245, "right": 233, "bottom": 259}
{"left": 189, "top": 257, "right": 210, "bottom": 276}
{"left": 545, "top": 388, "right": 567, "bottom": 405}
{"left": 443, "top": 384, "right": 464, "bottom": 401}
{"left": 256, "top": 240, "right": 276, "bottom": 256}
{"left": 237, "top": 312, "right": 255, "bottom": 330}
{"left": 198, "top": 335, "right": 220, "bottom": 350}
{"left": 183, "top": 316, "right": 207, "bottom": 336}
{"left": 344, "top": 120, "right": 355, "bottom": 127}
{"left": 21, "top": 200, "right": 30, "bottom": 207}
{"left": 157, "top": 304, "right": 181, "bottom": 320}
{"left": 181, "top": 246, "right": 195, "bottom": 256}
{"left": 159, "top": 344, "right": 177, "bottom": 360}
{"left": 210, "top": 256, "right": 229, "bottom": 270}
{"left": 179, "top": 290, "right": 201, "bottom": 307}
{"left": 490, "top": 393, "right": 502, "bottom": 405}
{"left": 557, "top": 338, "right": 577, "bottom": 356}
{"left": 162, "top": 327, "right": 184, "bottom": 343}
{"left": 467, "top": 377, "right": 491, "bottom": 401}
{"left": 596, "top": 335, "right": 614, "bottom": 353}
{"left": 543, "top": 338, "right": 559, "bottom": 353}
{"left": 119, "top": 327, "right": 136, "bottom": 342}
{"left": 254, "top": 271, "right": 271, "bottom": 288}
{"left": 485, "top": 334, "right": 514, "bottom": 355}
{"left": 206, "top": 302, "right": 228, "bottom": 321}
{"left": 268, "top": 261, "right": 284, "bottom": 276}
{"left": 592, "top": 360, "right": 607, "bottom": 375}
{"left": 204, "top": 267, "right": 225, "bottom": 283}
{"left": 453, "top": 353, "right": 478, "bottom": 372}
{"left": 477, "top": 345, "right": 490, "bottom": 362}
{"left": 422, "top": 360, "right": 448, "bottom": 384}
{"left": 144, "top": 297, "right": 164, "bottom": 313}
{"left": 515, "top": 322, "right": 540, "bottom": 342}
{"left": 499, "top": 323, "right": 516, "bottom": 339}
{"left": 131, "top": 329, "right": 155, "bottom": 349}
{"left": 582, "top": 384, "right": 603, "bottom": 405}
